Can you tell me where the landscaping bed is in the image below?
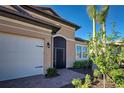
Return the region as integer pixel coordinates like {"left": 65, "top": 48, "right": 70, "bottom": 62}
{"left": 68, "top": 68, "right": 93, "bottom": 76}
{"left": 65, "top": 59, "right": 124, "bottom": 88}
{"left": 91, "top": 78, "right": 115, "bottom": 88}
{"left": 62, "top": 77, "right": 116, "bottom": 88}
{"left": 69, "top": 60, "right": 93, "bottom": 76}
{"left": 63, "top": 68, "right": 124, "bottom": 88}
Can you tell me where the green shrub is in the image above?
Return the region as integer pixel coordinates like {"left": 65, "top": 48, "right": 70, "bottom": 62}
{"left": 73, "top": 61, "right": 83, "bottom": 69}
{"left": 47, "top": 68, "right": 57, "bottom": 77}
{"left": 73, "top": 60, "right": 92, "bottom": 69}
{"left": 82, "top": 60, "right": 87, "bottom": 68}
{"left": 109, "top": 69, "right": 123, "bottom": 79}
{"left": 114, "top": 75, "right": 124, "bottom": 88}
{"left": 93, "top": 69, "right": 101, "bottom": 78}
{"left": 81, "top": 84, "right": 89, "bottom": 88}
{"left": 109, "top": 69, "right": 124, "bottom": 87}
{"left": 71, "top": 78, "right": 82, "bottom": 88}
{"left": 83, "top": 74, "right": 92, "bottom": 87}
{"left": 72, "top": 74, "right": 92, "bottom": 88}
{"left": 83, "top": 60, "right": 92, "bottom": 68}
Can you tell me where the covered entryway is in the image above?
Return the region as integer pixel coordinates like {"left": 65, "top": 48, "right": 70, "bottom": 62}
{"left": 53, "top": 36, "right": 66, "bottom": 69}
{"left": 0, "top": 33, "right": 44, "bottom": 81}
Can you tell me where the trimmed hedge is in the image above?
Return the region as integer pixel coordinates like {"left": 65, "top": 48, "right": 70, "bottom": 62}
{"left": 73, "top": 60, "right": 92, "bottom": 69}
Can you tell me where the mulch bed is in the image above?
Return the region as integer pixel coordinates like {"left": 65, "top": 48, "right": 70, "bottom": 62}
{"left": 62, "top": 68, "right": 116, "bottom": 88}
{"left": 92, "top": 78, "right": 116, "bottom": 88}
{"left": 68, "top": 68, "right": 93, "bottom": 77}
{"left": 62, "top": 78, "right": 116, "bottom": 88}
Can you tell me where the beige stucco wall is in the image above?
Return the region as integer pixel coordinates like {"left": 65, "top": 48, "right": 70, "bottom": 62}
{"left": 57, "top": 27, "right": 75, "bottom": 39}
{"left": 24, "top": 10, "right": 76, "bottom": 39}
{"left": 66, "top": 40, "right": 76, "bottom": 67}
{"left": 0, "top": 16, "right": 53, "bottom": 74}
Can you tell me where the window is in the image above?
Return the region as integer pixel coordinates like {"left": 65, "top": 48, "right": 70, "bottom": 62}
{"left": 76, "top": 44, "right": 88, "bottom": 60}
{"left": 76, "top": 46, "right": 82, "bottom": 59}
{"left": 82, "top": 47, "right": 88, "bottom": 58}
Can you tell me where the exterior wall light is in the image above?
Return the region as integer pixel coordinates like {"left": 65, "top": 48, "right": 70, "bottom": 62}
{"left": 47, "top": 42, "right": 50, "bottom": 48}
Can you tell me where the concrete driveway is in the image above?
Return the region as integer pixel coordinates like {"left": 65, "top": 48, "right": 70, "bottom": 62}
{"left": 0, "top": 69, "right": 85, "bottom": 88}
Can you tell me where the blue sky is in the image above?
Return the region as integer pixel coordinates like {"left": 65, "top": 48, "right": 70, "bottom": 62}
{"left": 49, "top": 5, "right": 124, "bottom": 40}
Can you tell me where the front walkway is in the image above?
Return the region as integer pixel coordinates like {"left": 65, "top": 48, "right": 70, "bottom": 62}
{"left": 0, "top": 69, "right": 85, "bottom": 88}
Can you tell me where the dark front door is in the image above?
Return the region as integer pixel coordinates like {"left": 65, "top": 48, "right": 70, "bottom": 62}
{"left": 55, "top": 48, "right": 65, "bottom": 68}
{"left": 53, "top": 36, "right": 66, "bottom": 69}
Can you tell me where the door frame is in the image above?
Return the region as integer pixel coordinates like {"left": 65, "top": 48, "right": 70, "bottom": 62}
{"left": 53, "top": 36, "right": 66, "bottom": 69}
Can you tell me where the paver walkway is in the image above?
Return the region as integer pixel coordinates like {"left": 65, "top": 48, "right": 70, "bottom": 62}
{"left": 0, "top": 69, "right": 85, "bottom": 88}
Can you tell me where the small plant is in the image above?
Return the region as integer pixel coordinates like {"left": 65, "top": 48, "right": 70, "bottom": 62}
{"left": 93, "top": 77, "right": 97, "bottom": 82}
{"left": 71, "top": 78, "right": 82, "bottom": 88}
{"left": 93, "top": 69, "right": 101, "bottom": 78}
{"left": 85, "top": 74, "right": 91, "bottom": 85}
{"left": 82, "top": 74, "right": 92, "bottom": 88}
{"left": 46, "top": 68, "right": 57, "bottom": 77}
{"left": 73, "top": 61, "right": 83, "bottom": 69}
{"left": 72, "top": 74, "right": 92, "bottom": 88}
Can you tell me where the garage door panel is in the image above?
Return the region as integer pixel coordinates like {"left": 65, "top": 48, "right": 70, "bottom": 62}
{"left": 0, "top": 33, "right": 44, "bottom": 81}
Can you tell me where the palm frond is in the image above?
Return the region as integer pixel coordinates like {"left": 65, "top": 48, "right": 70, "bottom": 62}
{"left": 87, "top": 5, "right": 96, "bottom": 19}
{"left": 96, "top": 5, "right": 109, "bottom": 24}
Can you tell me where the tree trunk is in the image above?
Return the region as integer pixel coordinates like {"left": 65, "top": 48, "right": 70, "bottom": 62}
{"left": 93, "top": 18, "right": 96, "bottom": 41}
{"left": 93, "top": 18, "right": 97, "bottom": 56}
{"left": 102, "top": 22, "right": 106, "bottom": 88}
{"left": 103, "top": 74, "right": 106, "bottom": 88}
{"left": 102, "top": 22, "right": 106, "bottom": 53}
{"left": 92, "top": 18, "right": 97, "bottom": 71}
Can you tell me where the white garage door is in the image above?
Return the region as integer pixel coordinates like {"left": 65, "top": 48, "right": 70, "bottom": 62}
{"left": 0, "top": 33, "right": 44, "bottom": 81}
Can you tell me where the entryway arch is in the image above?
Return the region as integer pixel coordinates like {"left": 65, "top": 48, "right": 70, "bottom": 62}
{"left": 53, "top": 36, "right": 66, "bottom": 68}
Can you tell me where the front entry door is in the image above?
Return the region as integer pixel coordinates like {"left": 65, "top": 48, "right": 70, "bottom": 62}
{"left": 53, "top": 36, "right": 66, "bottom": 69}
{"left": 54, "top": 48, "right": 65, "bottom": 68}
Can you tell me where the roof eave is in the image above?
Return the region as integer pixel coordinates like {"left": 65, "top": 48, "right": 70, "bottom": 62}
{"left": 22, "top": 5, "right": 80, "bottom": 31}
{"left": 0, "top": 6, "right": 61, "bottom": 34}
{"left": 75, "top": 37, "right": 89, "bottom": 43}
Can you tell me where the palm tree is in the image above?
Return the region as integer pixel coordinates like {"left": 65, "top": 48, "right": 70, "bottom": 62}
{"left": 87, "top": 6, "right": 97, "bottom": 49}
{"left": 87, "top": 5, "right": 97, "bottom": 72}
{"left": 96, "top": 5, "right": 109, "bottom": 52}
